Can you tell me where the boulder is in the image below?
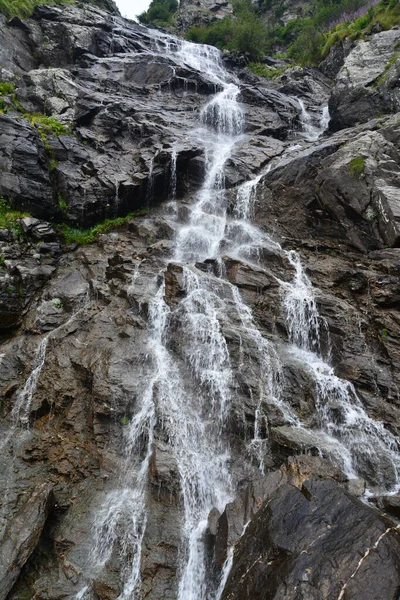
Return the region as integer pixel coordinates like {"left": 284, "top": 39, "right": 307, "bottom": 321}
{"left": 329, "top": 29, "right": 400, "bottom": 131}
{"left": 0, "top": 483, "right": 54, "bottom": 600}
{"left": 221, "top": 478, "right": 400, "bottom": 600}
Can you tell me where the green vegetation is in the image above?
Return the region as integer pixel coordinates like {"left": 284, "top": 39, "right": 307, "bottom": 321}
{"left": 374, "top": 51, "right": 399, "bottom": 85}
{"left": 57, "top": 209, "right": 148, "bottom": 245}
{"left": 381, "top": 327, "right": 388, "bottom": 340}
{"left": 248, "top": 61, "right": 287, "bottom": 78}
{"left": 349, "top": 157, "right": 365, "bottom": 176}
{"left": 137, "top": 0, "right": 178, "bottom": 27}
{"left": 25, "top": 114, "right": 68, "bottom": 136}
{"left": 0, "top": 0, "right": 117, "bottom": 20}
{"left": 186, "top": 0, "right": 267, "bottom": 56}
{"left": 51, "top": 297, "right": 63, "bottom": 309}
{"left": 0, "top": 0, "right": 72, "bottom": 19}
{"left": 0, "top": 82, "right": 15, "bottom": 95}
{"left": 321, "top": 0, "right": 400, "bottom": 61}
{"left": 120, "top": 416, "right": 130, "bottom": 425}
{"left": 185, "top": 0, "right": 400, "bottom": 66}
{"left": 0, "top": 197, "right": 28, "bottom": 236}
{"left": 58, "top": 193, "right": 68, "bottom": 214}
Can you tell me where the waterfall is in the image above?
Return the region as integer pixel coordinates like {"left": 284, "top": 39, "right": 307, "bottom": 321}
{"left": 73, "top": 27, "right": 400, "bottom": 600}
{"left": 170, "top": 146, "right": 177, "bottom": 200}
{"left": 281, "top": 254, "right": 400, "bottom": 492}
{"left": 298, "top": 98, "right": 330, "bottom": 141}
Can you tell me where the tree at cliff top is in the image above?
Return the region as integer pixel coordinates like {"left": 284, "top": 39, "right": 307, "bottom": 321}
{"left": 0, "top": 0, "right": 119, "bottom": 19}
{"left": 185, "top": 0, "right": 400, "bottom": 64}
{"left": 137, "top": 0, "right": 178, "bottom": 26}
{"left": 186, "top": 0, "right": 268, "bottom": 56}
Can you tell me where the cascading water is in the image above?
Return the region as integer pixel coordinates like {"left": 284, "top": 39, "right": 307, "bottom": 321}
{"left": 280, "top": 252, "right": 400, "bottom": 492}
{"left": 74, "top": 25, "right": 400, "bottom": 600}
{"left": 298, "top": 98, "right": 330, "bottom": 141}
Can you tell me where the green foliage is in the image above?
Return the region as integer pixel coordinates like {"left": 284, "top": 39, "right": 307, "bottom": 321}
{"left": 120, "top": 416, "right": 130, "bottom": 425}
{"left": 321, "top": 0, "right": 400, "bottom": 61}
{"left": 248, "top": 61, "right": 287, "bottom": 77}
{"left": 0, "top": 0, "right": 117, "bottom": 20}
{"left": 349, "top": 157, "right": 365, "bottom": 176}
{"left": 0, "top": 0, "right": 73, "bottom": 19}
{"left": 137, "top": 0, "right": 178, "bottom": 26}
{"left": 0, "top": 197, "right": 28, "bottom": 236}
{"left": 186, "top": 0, "right": 269, "bottom": 56}
{"left": 58, "top": 209, "right": 148, "bottom": 245}
{"left": 187, "top": 0, "right": 400, "bottom": 66}
{"left": 374, "top": 51, "right": 399, "bottom": 85}
{"left": 51, "top": 297, "right": 63, "bottom": 309}
{"left": 26, "top": 114, "right": 68, "bottom": 136}
{"left": 381, "top": 327, "right": 388, "bottom": 340}
{"left": 58, "top": 193, "right": 68, "bottom": 213}
{"left": 0, "top": 82, "right": 15, "bottom": 95}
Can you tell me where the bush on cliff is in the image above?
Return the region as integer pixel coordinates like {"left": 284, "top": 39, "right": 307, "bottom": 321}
{"left": 185, "top": 0, "right": 400, "bottom": 65}
{"left": 137, "top": 0, "right": 178, "bottom": 26}
{"left": 186, "top": 0, "right": 268, "bottom": 55}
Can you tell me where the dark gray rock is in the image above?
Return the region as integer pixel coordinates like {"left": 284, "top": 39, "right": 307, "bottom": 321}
{"left": 221, "top": 478, "right": 400, "bottom": 600}
{"left": 0, "top": 482, "right": 53, "bottom": 600}
{"left": 329, "top": 29, "right": 400, "bottom": 131}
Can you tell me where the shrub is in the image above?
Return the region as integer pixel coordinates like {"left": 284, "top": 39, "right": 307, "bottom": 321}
{"left": 58, "top": 209, "right": 148, "bottom": 245}
{"left": 137, "top": 0, "right": 178, "bottom": 26}
{"left": 349, "top": 157, "right": 365, "bottom": 176}
{"left": 0, "top": 197, "right": 28, "bottom": 236}
{"left": 0, "top": 82, "right": 15, "bottom": 95}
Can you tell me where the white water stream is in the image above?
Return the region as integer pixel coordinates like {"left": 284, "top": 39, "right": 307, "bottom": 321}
{"left": 19, "top": 28, "right": 399, "bottom": 600}
{"left": 298, "top": 98, "right": 330, "bottom": 141}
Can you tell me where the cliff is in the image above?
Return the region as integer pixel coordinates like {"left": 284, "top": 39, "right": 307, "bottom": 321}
{"left": 1, "top": 3, "right": 400, "bottom": 600}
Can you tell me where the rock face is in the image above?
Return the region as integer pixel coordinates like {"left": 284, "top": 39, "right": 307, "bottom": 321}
{"left": 329, "top": 29, "right": 400, "bottom": 131}
{"left": 0, "top": 484, "right": 54, "bottom": 600}
{"left": 221, "top": 478, "right": 400, "bottom": 600}
{"left": 2, "top": 4, "right": 400, "bottom": 600}
{"left": 0, "top": 4, "right": 300, "bottom": 227}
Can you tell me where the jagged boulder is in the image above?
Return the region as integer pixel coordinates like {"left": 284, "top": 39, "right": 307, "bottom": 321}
{"left": 0, "top": 483, "right": 54, "bottom": 600}
{"left": 221, "top": 478, "right": 400, "bottom": 600}
{"left": 329, "top": 29, "right": 400, "bottom": 131}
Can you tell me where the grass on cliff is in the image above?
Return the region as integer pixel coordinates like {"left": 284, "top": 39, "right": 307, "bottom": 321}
{"left": 185, "top": 0, "right": 400, "bottom": 65}
{"left": 0, "top": 0, "right": 118, "bottom": 20}
{"left": 0, "top": 198, "right": 28, "bottom": 236}
{"left": 0, "top": 0, "right": 72, "bottom": 19}
{"left": 137, "top": 0, "right": 178, "bottom": 27}
{"left": 349, "top": 157, "right": 365, "bottom": 176}
{"left": 58, "top": 209, "right": 148, "bottom": 244}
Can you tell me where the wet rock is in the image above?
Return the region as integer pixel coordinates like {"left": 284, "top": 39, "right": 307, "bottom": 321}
{"left": 0, "top": 482, "right": 54, "bottom": 600}
{"left": 20, "top": 217, "right": 56, "bottom": 240}
{"left": 329, "top": 29, "right": 400, "bottom": 131}
{"left": 346, "top": 478, "right": 366, "bottom": 497}
{"left": 255, "top": 116, "right": 400, "bottom": 251}
{"left": 370, "top": 494, "right": 400, "bottom": 518}
{"left": 221, "top": 478, "right": 400, "bottom": 600}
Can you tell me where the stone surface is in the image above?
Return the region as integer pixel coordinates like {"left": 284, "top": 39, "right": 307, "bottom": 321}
{"left": 1, "top": 5, "right": 400, "bottom": 600}
{"left": 221, "top": 478, "right": 400, "bottom": 600}
{"left": 0, "top": 483, "right": 53, "bottom": 600}
{"left": 329, "top": 29, "right": 400, "bottom": 131}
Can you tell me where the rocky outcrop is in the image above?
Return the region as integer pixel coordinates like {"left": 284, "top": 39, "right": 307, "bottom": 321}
{"left": 2, "top": 4, "right": 400, "bottom": 600}
{"left": 221, "top": 478, "right": 400, "bottom": 600}
{"left": 0, "top": 483, "right": 54, "bottom": 600}
{"left": 329, "top": 28, "right": 400, "bottom": 131}
{"left": 0, "top": 4, "right": 302, "bottom": 227}
{"left": 174, "top": 0, "right": 233, "bottom": 31}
